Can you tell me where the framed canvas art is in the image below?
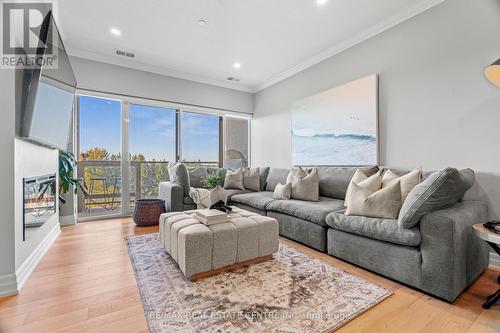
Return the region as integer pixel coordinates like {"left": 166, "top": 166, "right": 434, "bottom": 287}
{"left": 291, "top": 74, "right": 378, "bottom": 166}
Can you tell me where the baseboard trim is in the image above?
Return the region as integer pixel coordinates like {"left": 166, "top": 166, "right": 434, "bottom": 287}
{"left": 490, "top": 252, "right": 500, "bottom": 269}
{"left": 59, "top": 214, "right": 76, "bottom": 226}
{"left": 16, "top": 223, "right": 61, "bottom": 291}
{"left": 0, "top": 273, "right": 18, "bottom": 297}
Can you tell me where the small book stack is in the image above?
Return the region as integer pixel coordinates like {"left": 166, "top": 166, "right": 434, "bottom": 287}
{"left": 193, "top": 209, "right": 229, "bottom": 226}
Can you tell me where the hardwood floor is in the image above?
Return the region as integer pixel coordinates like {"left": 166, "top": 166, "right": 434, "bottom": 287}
{"left": 0, "top": 218, "right": 498, "bottom": 333}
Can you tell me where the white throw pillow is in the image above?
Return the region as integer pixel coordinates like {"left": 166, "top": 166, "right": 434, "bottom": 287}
{"left": 243, "top": 168, "right": 260, "bottom": 191}
{"left": 345, "top": 180, "right": 402, "bottom": 219}
{"left": 273, "top": 182, "right": 292, "bottom": 200}
{"left": 344, "top": 170, "right": 381, "bottom": 207}
{"left": 382, "top": 168, "right": 422, "bottom": 203}
{"left": 291, "top": 167, "right": 319, "bottom": 201}
{"left": 224, "top": 168, "right": 245, "bottom": 190}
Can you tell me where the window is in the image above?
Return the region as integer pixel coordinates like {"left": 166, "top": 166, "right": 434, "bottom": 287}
{"left": 224, "top": 116, "right": 250, "bottom": 167}
{"left": 129, "top": 104, "right": 176, "bottom": 204}
{"left": 180, "top": 112, "right": 220, "bottom": 167}
{"left": 76, "top": 94, "right": 250, "bottom": 220}
{"left": 77, "top": 96, "right": 122, "bottom": 218}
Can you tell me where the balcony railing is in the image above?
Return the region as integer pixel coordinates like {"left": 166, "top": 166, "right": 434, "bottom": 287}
{"left": 76, "top": 160, "right": 218, "bottom": 217}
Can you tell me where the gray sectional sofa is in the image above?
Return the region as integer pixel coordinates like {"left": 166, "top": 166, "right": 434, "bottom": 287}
{"left": 159, "top": 165, "right": 490, "bottom": 302}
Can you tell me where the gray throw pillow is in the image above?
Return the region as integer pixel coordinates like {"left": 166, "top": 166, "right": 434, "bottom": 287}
{"left": 273, "top": 182, "right": 292, "bottom": 200}
{"left": 224, "top": 168, "right": 245, "bottom": 190}
{"left": 398, "top": 167, "right": 461, "bottom": 229}
{"left": 167, "top": 162, "right": 190, "bottom": 196}
{"left": 291, "top": 167, "right": 320, "bottom": 202}
{"left": 243, "top": 168, "right": 260, "bottom": 192}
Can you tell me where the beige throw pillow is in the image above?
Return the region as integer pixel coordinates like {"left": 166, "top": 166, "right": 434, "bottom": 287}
{"left": 291, "top": 167, "right": 319, "bottom": 201}
{"left": 273, "top": 182, "right": 292, "bottom": 200}
{"left": 224, "top": 168, "right": 245, "bottom": 190}
{"left": 243, "top": 168, "right": 260, "bottom": 191}
{"left": 344, "top": 169, "right": 381, "bottom": 207}
{"left": 286, "top": 167, "right": 307, "bottom": 185}
{"left": 382, "top": 168, "right": 422, "bottom": 203}
{"left": 346, "top": 180, "right": 402, "bottom": 219}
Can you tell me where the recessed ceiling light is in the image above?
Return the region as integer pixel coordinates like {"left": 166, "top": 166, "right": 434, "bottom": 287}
{"left": 110, "top": 28, "right": 121, "bottom": 36}
{"left": 198, "top": 19, "right": 207, "bottom": 26}
{"left": 316, "top": 0, "right": 328, "bottom": 5}
{"left": 233, "top": 62, "right": 241, "bottom": 69}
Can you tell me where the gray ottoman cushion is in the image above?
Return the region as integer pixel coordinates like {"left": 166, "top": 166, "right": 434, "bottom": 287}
{"left": 231, "top": 191, "right": 275, "bottom": 210}
{"left": 266, "top": 197, "right": 344, "bottom": 226}
{"left": 178, "top": 224, "right": 213, "bottom": 278}
{"left": 161, "top": 207, "right": 279, "bottom": 278}
{"left": 170, "top": 218, "right": 199, "bottom": 261}
{"left": 326, "top": 213, "right": 421, "bottom": 246}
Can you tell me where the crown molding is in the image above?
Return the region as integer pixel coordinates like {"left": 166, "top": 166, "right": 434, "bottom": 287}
{"left": 253, "top": 0, "right": 446, "bottom": 92}
{"left": 67, "top": 47, "right": 254, "bottom": 93}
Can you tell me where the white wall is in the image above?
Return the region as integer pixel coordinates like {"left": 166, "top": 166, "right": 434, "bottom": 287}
{"left": 70, "top": 56, "right": 254, "bottom": 114}
{"left": 14, "top": 139, "right": 60, "bottom": 272}
{"left": 252, "top": 0, "right": 500, "bottom": 219}
{"left": 0, "top": 69, "right": 17, "bottom": 296}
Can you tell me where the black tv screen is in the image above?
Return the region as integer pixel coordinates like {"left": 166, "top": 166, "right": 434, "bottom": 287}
{"left": 21, "top": 11, "right": 77, "bottom": 150}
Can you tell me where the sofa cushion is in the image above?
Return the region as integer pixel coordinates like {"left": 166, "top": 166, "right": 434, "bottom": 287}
{"left": 273, "top": 182, "right": 292, "bottom": 200}
{"left": 317, "top": 166, "right": 379, "bottom": 200}
{"left": 266, "top": 196, "right": 344, "bottom": 226}
{"left": 382, "top": 168, "right": 422, "bottom": 203}
{"left": 258, "top": 167, "right": 270, "bottom": 191}
{"left": 291, "top": 168, "right": 319, "bottom": 201}
{"left": 168, "top": 162, "right": 190, "bottom": 196}
{"left": 398, "top": 167, "right": 462, "bottom": 229}
{"left": 231, "top": 191, "right": 275, "bottom": 210}
{"left": 265, "top": 168, "right": 290, "bottom": 192}
{"left": 457, "top": 168, "right": 475, "bottom": 200}
{"left": 224, "top": 168, "right": 245, "bottom": 190}
{"left": 225, "top": 189, "right": 253, "bottom": 200}
{"left": 326, "top": 213, "right": 421, "bottom": 247}
{"left": 345, "top": 170, "right": 381, "bottom": 207}
{"left": 243, "top": 168, "right": 261, "bottom": 191}
{"left": 187, "top": 167, "right": 209, "bottom": 188}
{"left": 345, "top": 180, "right": 402, "bottom": 219}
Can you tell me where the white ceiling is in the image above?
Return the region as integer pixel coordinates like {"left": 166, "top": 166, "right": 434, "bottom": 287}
{"left": 56, "top": 0, "right": 444, "bottom": 93}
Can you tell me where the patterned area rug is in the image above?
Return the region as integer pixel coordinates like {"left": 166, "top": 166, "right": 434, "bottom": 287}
{"left": 127, "top": 233, "right": 392, "bottom": 333}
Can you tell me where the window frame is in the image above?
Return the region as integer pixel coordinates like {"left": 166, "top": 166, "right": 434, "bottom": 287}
{"left": 75, "top": 90, "right": 251, "bottom": 221}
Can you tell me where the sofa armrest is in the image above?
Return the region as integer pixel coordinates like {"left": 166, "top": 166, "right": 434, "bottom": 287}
{"left": 419, "top": 200, "right": 490, "bottom": 301}
{"left": 159, "top": 181, "right": 184, "bottom": 212}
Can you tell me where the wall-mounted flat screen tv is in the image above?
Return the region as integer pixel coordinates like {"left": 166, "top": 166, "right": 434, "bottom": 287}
{"left": 21, "top": 11, "right": 77, "bottom": 150}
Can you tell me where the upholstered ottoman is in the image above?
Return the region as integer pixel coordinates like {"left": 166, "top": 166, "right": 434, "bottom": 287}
{"left": 159, "top": 207, "right": 279, "bottom": 280}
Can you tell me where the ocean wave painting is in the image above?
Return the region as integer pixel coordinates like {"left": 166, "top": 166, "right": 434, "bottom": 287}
{"left": 291, "top": 74, "right": 378, "bottom": 166}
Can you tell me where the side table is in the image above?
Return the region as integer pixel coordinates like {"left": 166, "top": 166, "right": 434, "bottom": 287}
{"left": 472, "top": 224, "right": 500, "bottom": 309}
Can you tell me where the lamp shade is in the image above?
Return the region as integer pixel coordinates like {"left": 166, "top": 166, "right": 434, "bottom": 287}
{"left": 485, "top": 58, "right": 500, "bottom": 87}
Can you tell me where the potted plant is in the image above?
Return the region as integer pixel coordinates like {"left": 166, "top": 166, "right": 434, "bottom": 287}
{"left": 39, "top": 150, "right": 87, "bottom": 225}
{"left": 202, "top": 170, "right": 225, "bottom": 189}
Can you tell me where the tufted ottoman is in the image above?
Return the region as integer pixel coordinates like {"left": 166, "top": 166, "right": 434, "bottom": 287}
{"left": 159, "top": 207, "right": 279, "bottom": 280}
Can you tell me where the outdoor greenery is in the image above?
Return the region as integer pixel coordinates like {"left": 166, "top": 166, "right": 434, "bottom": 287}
{"left": 202, "top": 170, "right": 225, "bottom": 189}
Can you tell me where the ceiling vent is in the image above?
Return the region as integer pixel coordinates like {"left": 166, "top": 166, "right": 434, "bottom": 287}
{"left": 226, "top": 77, "right": 240, "bottom": 82}
{"left": 115, "top": 50, "right": 135, "bottom": 58}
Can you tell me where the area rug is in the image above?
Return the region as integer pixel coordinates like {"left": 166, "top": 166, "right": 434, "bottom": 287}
{"left": 127, "top": 233, "right": 392, "bottom": 333}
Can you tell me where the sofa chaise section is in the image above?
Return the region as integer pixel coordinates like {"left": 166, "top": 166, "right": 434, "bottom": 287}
{"left": 327, "top": 200, "right": 490, "bottom": 302}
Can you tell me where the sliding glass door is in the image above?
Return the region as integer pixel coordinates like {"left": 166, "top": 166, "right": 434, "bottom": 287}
{"left": 128, "top": 104, "right": 176, "bottom": 209}
{"left": 77, "top": 96, "right": 122, "bottom": 219}
{"left": 76, "top": 94, "right": 250, "bottom": 221}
